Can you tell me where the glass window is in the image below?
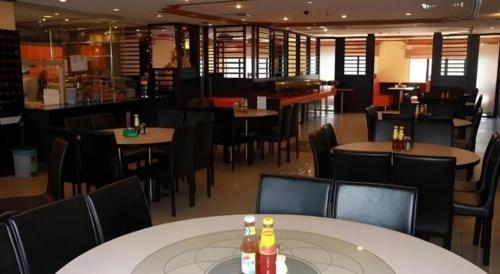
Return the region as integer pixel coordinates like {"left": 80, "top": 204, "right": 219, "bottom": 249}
{"left": 409, "top": 59, "right": 431, "bottom": 82}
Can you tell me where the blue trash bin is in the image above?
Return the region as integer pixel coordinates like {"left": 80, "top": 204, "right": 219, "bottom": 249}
{"left": 12, "top": 147, "right": 38, "bottom": 177}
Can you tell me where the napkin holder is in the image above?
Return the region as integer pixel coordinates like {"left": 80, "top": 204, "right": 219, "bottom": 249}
{"left": 123, "top": 128, "right": 139, "bottom": 137}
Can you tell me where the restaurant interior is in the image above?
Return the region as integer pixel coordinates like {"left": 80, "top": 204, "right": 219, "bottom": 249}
{"left": 1, "top": 0, "right": 500, "bottom": 273}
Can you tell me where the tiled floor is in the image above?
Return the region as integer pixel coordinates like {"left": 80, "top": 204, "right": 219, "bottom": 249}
{"left": 1, "top": 109, "right": 499, "bottom": 273}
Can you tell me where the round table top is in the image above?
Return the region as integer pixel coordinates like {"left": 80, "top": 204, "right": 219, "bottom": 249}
{"left": 57, "top": 215, "right": 485, "bottom": 274}
{"left": 453, "top": 118, "right": 472, "bottom": 128}
{"left": 335, "top": 141, "right": 480, "bottom": 168}
{"left": 104, "top": 127, "right": 174, "bottom": 146}
{"left": 234, "top": 108, "right": 278, "bottom": 118}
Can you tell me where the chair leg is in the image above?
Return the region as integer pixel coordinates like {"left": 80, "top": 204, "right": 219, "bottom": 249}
{"left": 295, "top": 136, "right": 299, "bottom": 159}
{"left": 286, "top": 138, "right": 291, "bottom": 162}
{"left": 72, "top": 183, "right": 77, "bottom": 196}
{"left": 443, "top": 232, "right": 452, "bottom": 250}
{"left": 260, "top": 141, "right": 264, "bottom": 160}
{"left": 169, "top": 178, "right": 176, "bottom": 217}
{"left": 188, "top": 174, "right": 196, "bottom": 207}
{"left": 206, "top": 168, "right": 211, "bottom": 198}
{"left": 277, "top": 141, "right": 281, "bottom": 167}
{"left": 210, "top": 163, "right": 215, "bottom": 186}
{"left": 473, "top": 218, "right": 482, "bottom": 245}
{"left": 231, "top": 145, "right": 235, "bottom": 172}
{"left": 77, "top": 182, "right": 82, "bottom": 195}
{"left": 269, "top": 142, "right": 273, "bottom": 156}
{"left": 483, "top": 218, "right": 492, "bottom": 265}
{"left": 85, "top": 183, "right": 91, "bottom": 193}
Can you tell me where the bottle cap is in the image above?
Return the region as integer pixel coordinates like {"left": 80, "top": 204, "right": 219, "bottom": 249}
{"left": 263, "top": 217, "right": 274, "bottom": 226}
{"left": 244, "top": 215, "right": 255, "bottom": 223}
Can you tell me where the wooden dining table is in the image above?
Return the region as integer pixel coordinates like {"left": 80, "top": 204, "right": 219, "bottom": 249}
{"left": 57, "top": 215, "right": 486, "bottom": 274}
{"left": 376, "top": 111, "right": 472, "bottom": 128}
{"left": 335, "top": 141, "right": 480, "bottom": 169}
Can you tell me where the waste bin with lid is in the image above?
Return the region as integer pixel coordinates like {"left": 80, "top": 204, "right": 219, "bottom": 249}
{"left": 12, "top": 147, "right": 38, "bottom": 177}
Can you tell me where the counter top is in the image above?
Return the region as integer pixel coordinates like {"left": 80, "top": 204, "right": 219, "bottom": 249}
{"left": 24, "top": 97, "right": 166, "bottom": 111}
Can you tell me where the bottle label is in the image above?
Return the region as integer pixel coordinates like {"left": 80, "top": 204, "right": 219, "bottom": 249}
{"left": 241, "top": 252, "right": 256, "bottom": 274}
{"left": 244, "top": 226, "right": 256, "bottom": 236}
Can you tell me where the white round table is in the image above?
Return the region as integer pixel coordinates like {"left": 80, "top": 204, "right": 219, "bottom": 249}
{"left": 57, "top": 215, "right": 485, "bottom": 274}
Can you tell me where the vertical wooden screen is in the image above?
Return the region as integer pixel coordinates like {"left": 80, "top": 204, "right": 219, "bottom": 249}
{"left": 207, "top": 28, "right": 214, "bottom": 74}
{"left": 256, "top": 27, "right": 271, "bottom": 78}
{"left": 288, "top": 33, "right": 297, "bottom": 77}
{"left": 273, "top": 30, "right": 285, "bottom": 77}
{"left": 299, "top": 35, "right": 308, "bottom": 75}
{"left": 199, "top": 27, "right": 204, "bottom": 77}
{"left": 344, "top": 38, "right": 367, "bottom": 75}
{"left": 309, "top": 37, "right": 318, "bottom": 75}
{"left": 119, "top": 31, "right": 141, "bottom": 77}
{"left": 214, "top": 26, "right": 246, "bottom": 78}
{"left": 441, "top": 36, "right": 468, "bottom": 76}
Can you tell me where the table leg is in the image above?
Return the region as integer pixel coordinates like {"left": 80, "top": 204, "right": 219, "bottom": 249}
{"left": 399, "top": 90, "right": 403, "bottom": 110}
{"left": 117, "top": 147, "right": 123, "bottom": 169}
{"left": 341, "top": 92, "right": 345, "bottom": 114}
{"left": 244, "top": 119, "right": 252, "bottom": 165}
{"left": 147, "top": 147, "right": 154, "bottom": 202}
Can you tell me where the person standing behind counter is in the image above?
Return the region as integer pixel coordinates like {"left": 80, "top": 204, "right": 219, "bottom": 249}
{"left": 22, "top": 65, "right": 38, "bottom": 102}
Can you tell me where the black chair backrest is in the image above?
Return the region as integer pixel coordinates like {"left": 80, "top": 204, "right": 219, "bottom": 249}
{"left": 185, "top": 110, "right": 215, "bottom": 125}
{"left": 322, "top": 123, "right": 338, "bottom": 150}
{"left": 279, "top": 105, "right": 293, "bottom": 139}
{"left": 413, "top": 119, "right": 453, "bottom": 146}
{"left": 9, "top": 196, "right": 98, "bottom": 274}
{"left": 289, "top": 103, "right": 301, "bottom": 137}
{"left": 85, "top": 176, "right": 151, "bottom": 243}
{"left": 374, "top": 119, "right": 413, "bottom": 142}
{"left": 92, "top": 113, "right": 117, "bottom": 130}
{"left": 49, "top": 127, "right": 82, "bottom": 184}
{"left": 256, "top": 174, "right": 333, "bottom": 217}
{"left": 467, "top": 107, "right": 483, "bottom": 151}
{"left": 186, "top": 97, "right": 215, "bottom": 109}
{"left": 0, "top": 223, "right": 23, "bottom": 274}
{"left": 426, "top": 102, "right": 454, "bottom": 119}
{"left": 400, "top": 103, "right": 416, "bottom": 119}
{"left": 213, "top": 108, "right": 237, "bottom": 145}
{"left": 479, "top": 135, "right": 500, "bottom": 210}
{"left": 393, "top": 154, "right": 455, "bottom": 237}
{"left": 65, "top": 116, "right": 95, "bottom": 131}
{"left": 171, "top": 125, "right": 196, "bottom": 178}
{"left": 47, "top": 138, "right": 69, "bottom": 200}
{"left": 332, "top": 181, "right": 417, "bottom": 235}
{"left": 475, "top": 133, "right": 499, "bottom": 190}
{"left": 474, "top": 94, "right": 483, "bottom": 114}
{"left": 157, "top": 109, "right": 185, "bottom": 128}
{"left": 193, "top": 120, "right": 214, "bottom": 170}
{"left": 332, "top": 150, "right": 391, "bottom": 184}
{"left": 76, "top": 130, "right": 123, "bottom": 188}
{"left": 365, "top": 105, "right": 377, "bottom": 141}
{"left": 308, "top": 128, "right": 333, "bottom": 179}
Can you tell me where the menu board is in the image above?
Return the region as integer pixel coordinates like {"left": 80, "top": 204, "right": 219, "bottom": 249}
{"left": 0, "top": 29, "right": 23, "bottom": 118}
{"left": 69, "top": 55, "right": 88, "bottom": 72}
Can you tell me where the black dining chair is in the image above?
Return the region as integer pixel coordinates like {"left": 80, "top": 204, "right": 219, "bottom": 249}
{"left": 8, "top": 196, "right": 99, "bottom": 274}
{"left": 192, "top": 119, "right": 215, "bottom": 192}
{"left": 332, "top": 181, "right": 418, "bottom": 235}
{"left": 426, "top": 103, "right": 454, "bottom": 120}
{"left": 255, "top": 105, "right": 293, "bottom": 166}
{"left": 393, "top": 154, "right": 456, "bottom": 249}
{"left": 308, "top": 128, "right": 334, "bottom": 179}
{"left": 322, "top": 123, "right": 339, "bottom": 150}
{"left": 288, "top": 103, "right": 301, "bottom": 159}
{"left": 454, "top": 108, "right": 483, "bottom": 152}
{"left": 0, "top": 223, "right": 23, "bottom": 274}
{"left": 185, "top": 110, "right": 214, "bottom": 124}
{"left": 413, "top": 119, "right": 453, "bottom": 146}
{"left": 256, "top": 174, "right": 333, "bottom": 217}
{"left": 91, "top": 113, "right": 117, "bottom": 130}
{"left": 400, "top": 103, "right": 416, "bottom": 120}
{"left": 76, "top": 130, "right": 123, "bottom": 190}
{"left": 157, "top": 109, "right": 185, "bottom": 128}
{"left": 0, "top": 138, "right": 68, "bottom": 212}
{"left": 64, "top": 115, "right": 95, "bottom": 131}
{"left": 454, "top": 134, "right": 500, "bottom": 265}
{"left": 374, "top": 119, "right": 413, "bottom": 142}
{"left": 365, "top": 105, "right": 377, "bottom": 141}
{"left": 85, "top": 176, "right": 152, "bottom": 243}
{"left": 332, "top": 150, "right": 392, "bottom": 184}
{"left": 186, "top": 97, "right": 215, "bottom": 110}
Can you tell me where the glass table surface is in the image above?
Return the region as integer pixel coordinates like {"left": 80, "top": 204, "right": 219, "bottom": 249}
{"left": 132, "top": 229, "right": 395, "bottom": 274}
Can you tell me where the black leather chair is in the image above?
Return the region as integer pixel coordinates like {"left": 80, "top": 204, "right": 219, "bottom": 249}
{"left": 256, "top": 105, "right": 293, "bottom": 166}
{"left": 332, "top": 150, "right": 391, "bottom": 184}
{"left": 426, "top": 102, "right": 454, "bottom": 119}
{"left": 139, "top": 125, "right": 196, "bottom": 216}
{"left": 8, "top": 196, "right": 99, "bottom": 274}
{"left": 414, "top": 119, "right": 453, "bottom": 146}
{"left": 365, "top": 105, "right": 377, "bottom": 141}
{"left": 0, "top": 223, "right": 23, "bottom": 274}
{"left": 288, "top": 103, "right": 301, "bottom": 159}
{"left": 0, "top": 138, "right": 68, "bottom": 212}
{"left": 374, "top": 119, "right": 413, "bottom": 142}
{"left": 454, "top": 108, "right": 483, "bottom": 152}
{"left": 85, "top": 176, "right": 151, "bottom": 243}
{"left": 193, "top": 119, "right": 215, "bottom": 193}
{"left": 256, "top": 174, "right": 333, "bottom": 217}
{"left": 64, "top": 115, "right": 95, "bottom": 131}
{"left": 185, "top": 110, "right": 214, "bottom": 124}
{"left": 454, "top": 134, "right": 500, "bottom": 265}
{"left": 308, "top": 128, "right": 333, "bottom": 179}
{"left": 91, "top": 113, "right": 117, "bottom": 130}
{"left": 400, "top": 103, "right": 416, "bottom": 119}
{"left": 157, "top": 109, "right": 185, "bottom": 128}
{"left": 76, "top": 130, "right": 123, "bottom": 189}
{"left": 322, "top": 123, "right": 338, "bottom": 150}
{"left": 393, "top": 154, "right": 456, "bottom": 249}
{"left": 332, "top": 181, "right": 418, "bottom": 235}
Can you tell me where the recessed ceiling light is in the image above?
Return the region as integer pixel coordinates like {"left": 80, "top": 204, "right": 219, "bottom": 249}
{"left": 157, "top": 14, "right": 163, "bottom": 18}
{"left": 136, "top": 29, "right": 141, "bottom": 32}
{"left": 307, "top": 1, "right": 313, "bottom": 3}
{"left": 59, "top": 0, "right": 67, "bottom": 2}
{"left": 286, "top": 27, "right": 290, "bottom": 30}
{"left": 319, "top": 25, "right": 325, "bottom": 28}
{"left": 241, "top": 18, "right": 246, "bottom": 21}
{"left": 113, "top": 8, "right": 120, "bottom": 12}
{"left": 283, "top": 17, "right": 289, "bottom": 21}
{"left": 323, "top": 28, "right": 328, "bottom": 32}
{"left": 236, "top": 4, "right": 242, "bottom": 9}
{"left": 307, "top": 26, "right": 311, "bottom": 29}
{"left": 43, "top": 15, "right": 52, "bottom": 18}
{"left": 208, "top": 23, "right": 213, "bottom": 26}
{"left": 64, "top": 18, "right": 69, "bottom": 21}
{"left": 42, "top": 18, "right": 47, "bottom": 21}
{"left": 54, "top": 13, "right": 60, "bottom": 16}
{"left": 341, "top": 14, "right": 347, "bottom": 19}
{"left": 405, "top": 12, "right": 412, "bottom": 16}
{"left": 113, "top": 26, "right": 118, "bottom": 29}
{"left": 490, "top": 26, "right": 495, "bottom": 30}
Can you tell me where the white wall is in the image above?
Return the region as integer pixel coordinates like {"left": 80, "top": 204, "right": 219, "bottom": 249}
{"left": 477, "top": 42, "right": 500, "bottom": 114}
{"left": 375, "top": 41, "right": 409, "bottom": 82}
{"left": 319, "top": 41, "right": 335, "bottom": 80}
{"left": 0, "top": 1, "right": 15, "bottom": 30}
{"left": 152, "top": 38, "right": 176, "bottom": 69}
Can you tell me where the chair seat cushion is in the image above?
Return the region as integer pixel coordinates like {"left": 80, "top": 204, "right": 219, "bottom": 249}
{"left": 454, "top": 190, "right": 482, "bottom": 207}
{"left": 0, "top": 195, "right": 50, "bottom": 213}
